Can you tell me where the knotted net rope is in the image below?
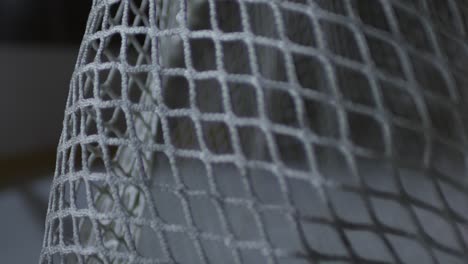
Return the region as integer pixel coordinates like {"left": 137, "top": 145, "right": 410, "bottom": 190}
{"left": 40, "top": 0, "right": 468, "bottom": 263}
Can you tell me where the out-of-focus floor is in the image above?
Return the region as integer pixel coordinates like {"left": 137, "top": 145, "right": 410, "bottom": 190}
{"left": 0, "top": 176, "right": 51, "bottom": 263}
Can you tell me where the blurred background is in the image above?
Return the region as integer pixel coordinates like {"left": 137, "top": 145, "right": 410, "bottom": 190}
{"left": 0, "top": 1, "right": 91, "bottom": 262}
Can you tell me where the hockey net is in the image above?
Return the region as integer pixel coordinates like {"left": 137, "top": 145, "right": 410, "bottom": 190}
{"left": 40, "top": 0, "right": 468, "bottom": 263}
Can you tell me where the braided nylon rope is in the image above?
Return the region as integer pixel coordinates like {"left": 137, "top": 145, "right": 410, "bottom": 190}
{"left": 40, "top": 0, "right": 468, "bottom": 263}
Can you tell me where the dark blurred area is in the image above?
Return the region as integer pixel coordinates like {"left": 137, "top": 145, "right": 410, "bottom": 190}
{"left": 0, "top": 0, "right": 91, "bottom": 161}
{"left": 0, "top": 0, "right": 91, "bottom": 44}
{"left": 0, "top": 1, "right": 91, "bottom": 263}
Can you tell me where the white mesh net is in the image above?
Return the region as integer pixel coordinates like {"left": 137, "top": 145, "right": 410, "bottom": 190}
{"left": 40, "top": 0, "right": 468, "bottom": 263}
